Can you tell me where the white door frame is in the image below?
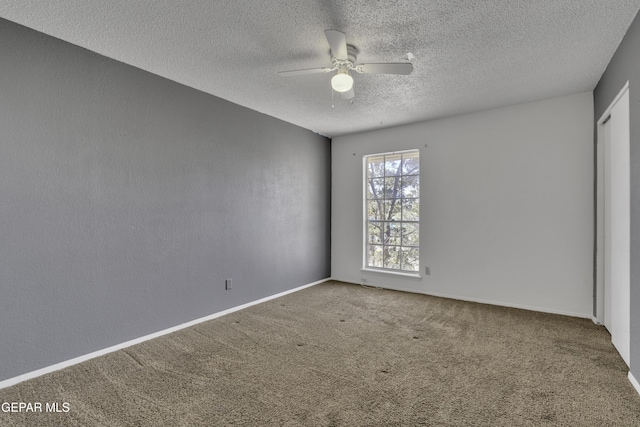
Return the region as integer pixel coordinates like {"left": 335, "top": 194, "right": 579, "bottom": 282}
{"left": 595, "top": 81, "right": 630, "bottom": 367}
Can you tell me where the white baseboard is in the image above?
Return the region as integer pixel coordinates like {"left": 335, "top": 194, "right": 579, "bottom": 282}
{"left": 629, "top": 371, "right": 640, "bottom": 397}
{"left": 0, "top": 277, "right": 331, "bottom": 390}
{"left": 342, "top": 280, "right": 591, "bottom": 319}
{"left": 422, "top": 290, "right": 591, "bottom": 318}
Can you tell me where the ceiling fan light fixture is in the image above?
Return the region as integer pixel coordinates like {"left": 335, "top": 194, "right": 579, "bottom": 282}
{"left": 279, "top": 29, "right": 413, "bottom": 101}
{"left": 331, "top": 72, "right": 354, "bottom": 92}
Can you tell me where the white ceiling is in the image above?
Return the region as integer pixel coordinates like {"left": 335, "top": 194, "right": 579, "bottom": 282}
{"left": 1, "top": 1, "right": 639, "bottom": 137}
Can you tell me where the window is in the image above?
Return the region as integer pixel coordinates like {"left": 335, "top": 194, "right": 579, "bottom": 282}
{"left": 364, "top": 150, "right": 420, "bottom": 274}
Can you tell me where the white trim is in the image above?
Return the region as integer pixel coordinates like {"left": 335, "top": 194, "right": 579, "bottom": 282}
{"left": 0, "top": 277, "right": 331, "bottom": 390}
{"left": 597, "top": 81, "right": 630, "bottom": 124}
{"left": 591, "top": 316, "right": 601, "bottom": 325}
{"left": 348, "top": 280, "right": 591, "bottom": 319}
{"left": 361, "top": 268, "right": 421, "bottom": 280}
{"left": 417, "top": 289, "right": 590, "bottom": 318}
{"left": 595, "top": 120, "right": 605, "bottom": 324}
{"left": 629, "top": 371, "right": 640, "bottom": 397}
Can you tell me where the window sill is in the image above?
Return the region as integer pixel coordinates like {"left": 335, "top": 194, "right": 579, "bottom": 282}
{"left": 361, "top": 268, "right": 422, "bottom": 280}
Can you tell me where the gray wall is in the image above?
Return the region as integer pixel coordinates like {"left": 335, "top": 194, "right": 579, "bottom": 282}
{"left": 0, "top": 18, "right": 330, "bottom": 382}
{"left": 594, "top": 12, "right": 640, "bottom": 378}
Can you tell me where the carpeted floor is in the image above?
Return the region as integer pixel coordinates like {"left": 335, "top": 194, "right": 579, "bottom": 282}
{"left": 1, "top": 280, "right": 639, "bottom": 426}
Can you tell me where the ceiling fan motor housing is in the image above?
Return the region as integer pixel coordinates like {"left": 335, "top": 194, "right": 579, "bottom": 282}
{"left": 346, "top": 45, "right": 358, "bottom": 63}
{"left": 332, "top": 45, "right": 358, "bottom": 71}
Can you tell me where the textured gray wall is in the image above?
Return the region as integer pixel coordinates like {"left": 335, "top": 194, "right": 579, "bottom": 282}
{"left": 0, "top": 18, "right": 330, "bottom": 382}
{"left": 594, "top": 13, "right": 640, "bottom": 378}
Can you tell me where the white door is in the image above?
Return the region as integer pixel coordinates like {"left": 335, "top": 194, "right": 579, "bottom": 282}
{"left": 602, "top": 86, "right": 630, "bottom": 367}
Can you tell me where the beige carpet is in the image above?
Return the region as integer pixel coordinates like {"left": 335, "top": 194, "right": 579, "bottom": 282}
{"left": 1, "top": 280, "right": 639, "bottom": 426}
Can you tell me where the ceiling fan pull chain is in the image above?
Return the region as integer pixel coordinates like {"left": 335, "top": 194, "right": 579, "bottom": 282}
{"left": 331, "top": 86, "right": 335, "bottom": 109}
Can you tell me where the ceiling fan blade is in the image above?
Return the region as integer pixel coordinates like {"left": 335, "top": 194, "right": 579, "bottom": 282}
{"left": 324, "top": 29, "right": 348, "bottom": 60}
{"left": 356, "top": 63, "right": 414, "bottom": 75}
{"left": 339, "top": 87, "right": 355, "bottom": 100}
{"left": 278, "top": 67, "right": 333, "bottom": 76}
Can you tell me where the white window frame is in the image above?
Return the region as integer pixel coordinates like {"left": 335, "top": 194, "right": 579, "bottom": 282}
{"left": 362, "top": 149, "right": 420, "bottom": 277}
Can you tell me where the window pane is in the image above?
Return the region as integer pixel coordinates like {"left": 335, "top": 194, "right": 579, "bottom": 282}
{"left": 385, "top": 223, "right": 402, "bottom": 246}
{"left": 368, "top": 245, "right": 383, "bottom": 268}
{"left": 385, "top": 200, "right": 402, "bottom": 221}
{"left": 367, "top": 178, "right": 384, "bottom": 199}
{"left": 368, "top": 222, "right": 383, "bottom": 244}
{"left": 402, "top": 152, "right": 420, "bottom": 175}
{"left": 385, "top": 154, "right": 402, "bottom": 176}
{"left": 401, "top": 223, "right": 419, "bottom": 246}
{"left": 368, "top": 200, "right": 384, "bottom": 221}
{"left": 402, "top": 175, "right": 419, "bottom": 198}
{"left": 401, "top": 248, "right": 420, "bottom": 271}
{"left": 384, "top": 177, "right": 401, "bottom": 199}
{"left": 402, "top": 198, "right": 419, "bottom": 221}
{"left": 383, "top": 246, "right": 401, "bottom": 269}
{"left": 367, "top": 156, "right": 385, "bottom": 178}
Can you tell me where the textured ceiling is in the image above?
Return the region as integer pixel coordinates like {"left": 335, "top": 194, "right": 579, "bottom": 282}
{"left": 1, "top": 1, "right": 639, "bottom": 137}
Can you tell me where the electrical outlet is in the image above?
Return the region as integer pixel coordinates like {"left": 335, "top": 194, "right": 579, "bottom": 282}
{"left": 225, "top": 279, "right": 232, "bottom": 290}
{"left": 425, "top": 267, "right": 430, "bottom": 276}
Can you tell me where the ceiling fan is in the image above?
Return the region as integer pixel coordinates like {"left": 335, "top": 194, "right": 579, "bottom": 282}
{"left": 278, "top": 30, "right": 413, "bottom": 100}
